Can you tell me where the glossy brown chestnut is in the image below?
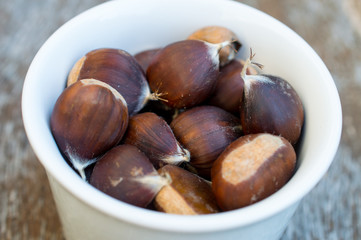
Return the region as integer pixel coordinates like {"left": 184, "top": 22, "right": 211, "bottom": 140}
{"left": 67, "top": 48, "right": 158, "bottom": 116}
{"left": 90, "top": 144, "right": 169, "bottom": 208}
{"left": 147, "top": 40, "right": 230, "bottom": 109}
{"left": 170, "top": 105, "right": 242, "bottom": 179}
{"left": 240, "top": 57, "right": 304, "bottom": 145}
{"left": 50, "top": 79, "right": 129, "bottom": 179}
{"left": 187, "top": 26, "right": 241, "bottom": 66}
{"left": 123, "top": 112, "right": 190, "bottom": 168}
{"left": 207, "top": 59, "right": 258, "bottom": 114}
{"left": 211, "top": 133, "right": 296, "bottom": 211}
{"left": 134, "top": 48, "right": 161, "bottom": 73}
{"left": 154, "top": 165, "right": 219, "bottom": 215}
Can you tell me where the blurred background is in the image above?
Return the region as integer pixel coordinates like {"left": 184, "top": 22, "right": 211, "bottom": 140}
{"left": 0, "top": 0, "right": 360, "bottom": 239}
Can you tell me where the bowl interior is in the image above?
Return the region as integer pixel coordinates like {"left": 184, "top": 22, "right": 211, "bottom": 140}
{"left": 22, "top": 0, "right": 342, "bottom": 232}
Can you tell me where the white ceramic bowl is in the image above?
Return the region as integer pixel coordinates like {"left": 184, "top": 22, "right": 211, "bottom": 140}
{"left": 22, "top": 0, "right": 342, "bottom": 239}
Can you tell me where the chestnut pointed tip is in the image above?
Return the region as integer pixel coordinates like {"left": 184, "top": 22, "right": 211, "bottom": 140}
{"left": 173, "top": 144, "right": 191, "bottom": 164}
{"left": 218, "top": 40, "right": 232, "bottom": 49}
{"left": 133, "top": 81, "right": 152, "bottom": 114}
{"left": 161, "top": 147, "right": 190, "bottom": 165}
{"left": 147, "top": 91, "right": 169, "bottom": 103}
{"left": 182, "top": 148, "right": 191, "bottom": 162}
{"left": 64, "top": 144, "right": 97, "bottom": 181}
{"left": 204, "top": 40, "right": 233, "bottom": 66}
{"left": 132, "top": 173, "right": 170, "bottom": 193}
{"left": 240, "top": 57, "right": 252, "bottom": 79}
{"left": 187, "top": 26, "right": 241, "bottom": 66}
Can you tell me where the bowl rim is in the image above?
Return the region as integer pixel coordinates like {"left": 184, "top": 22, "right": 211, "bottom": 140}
{"left": 22, "top": 0, "right": 342, "bottom": 232}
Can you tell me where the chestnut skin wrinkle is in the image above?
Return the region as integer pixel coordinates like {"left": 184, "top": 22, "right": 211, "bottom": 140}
{"left": 241, "top": 74, "right": 304, "bottom": 145}
{"left": 90, "top": 144, "right": 167, "bottom": 208}
{"left": 147, "top": 40, "right": 222, "bottom": 109}
{"left": 50, "top": 79, "right": 128, "bottom": 179}
{"left": 154, "top": 165, "right": 219, "bottom": 215}
{"left": 68, "top": 48, "right": 151, "bottom": 116}
{"left": 170, "top": 105, "right": 242, "bottom": 179}
{"left": 123, "top": 112, "right": 190, "bottom": 168}
{"left": 211, "top": 133, "right": 296, "bottom": 211}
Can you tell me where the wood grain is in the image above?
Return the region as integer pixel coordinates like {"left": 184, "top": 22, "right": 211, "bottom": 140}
{"left": 0, "top": 0, "right": 360, "bottom": 239}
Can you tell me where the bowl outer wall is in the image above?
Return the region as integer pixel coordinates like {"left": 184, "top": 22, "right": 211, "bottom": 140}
{"left": 21, "top": 0, "right": 342, "bottom": 233}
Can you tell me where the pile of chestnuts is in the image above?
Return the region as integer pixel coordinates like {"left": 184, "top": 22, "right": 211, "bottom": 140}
{"left": 50, "top": 26, "right": 304, "bottom": 214}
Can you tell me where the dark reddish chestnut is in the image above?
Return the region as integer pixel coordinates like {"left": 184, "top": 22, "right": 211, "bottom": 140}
{"left": 147, "top": 40, "right": 231, "bottom": 109}
{"left": 123, "top": 112, "right": 190, "bottom": 168}
{"left": 134, "top": 48, "right": 161, "bottom": 72}
{"left": 212, "top": 133, "right": 296, "bottom": 211}
{"left": 187, "top": 26, "right": 242, "bottom": 66}
{"left": 207, "top": 59, "right": 258, "bottom": 114}
{"left": 170, "top": 106, "right": 242, "bottom": 179}
{"left": 90, "top": 144, "right": 170, "bottom": 208}
{"left": 154, "top": 165, "right": 219, "bottom": 215}
{"left": 50, "top": 79, "right": 128, "bottom": 179}
{"left": 240, "top": 53, "right": 304, "bottom": 145}
{"left": 67, "top": 48, "right": 160, "bottom": 116}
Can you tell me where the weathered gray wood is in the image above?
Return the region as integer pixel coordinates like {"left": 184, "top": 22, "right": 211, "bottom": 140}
{"left": 0, "top": 0, "right": 360, "bottom": 239}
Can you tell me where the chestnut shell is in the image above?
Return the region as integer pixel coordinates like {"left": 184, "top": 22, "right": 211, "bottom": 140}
{"left": 123, "top": 112, "right": 190, "bottom": 168}
{"left": 241, "top": 74, "right": 304, "bottom": 145}
{"left": 147, "top": 40, "right": 221, "bottom": 109}
{"left": 50, "top": 79, "right": 128, "bottom": 178}
{"left": 68, "top": 48, "right": 150, "bottom": 115}
{"left": 90, "top": 144, "right": 166, "bottom": 208}
{"left": 170, "top": 105, "right": 242, "bottom": 179}
{"left": 211, "top": 133, "right": 296, "bottom": 211}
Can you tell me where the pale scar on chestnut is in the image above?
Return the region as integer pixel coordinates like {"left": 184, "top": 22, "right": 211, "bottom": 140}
{"left": 155, "top": 185, "right": 197, "bottom": 215}
{"left": 130, "top": 167, "right": 144, "bottom": 177}
{"left": 108, "top": 176, "right": 124, "bottom": 187}
{"left": 221, "top": 134, "right": 285, "bottom": 185}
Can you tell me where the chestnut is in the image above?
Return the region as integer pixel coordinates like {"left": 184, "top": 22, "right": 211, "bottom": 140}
{"left": 123, "top": 112, "right": 190, "bottom": 168}
{"left": 50, "top": 79, "right": 129, "bottom": 179}
{"left": 90, "top": 144, "right": 170, "bottom": 208}
{"left": 207, "top": 59, "right": 258, "bottom": 114}
{"left": 240, "top": 53, "right": 304, "bottom": 145}
{"left": 170, "top": 105, "right": 242, "bottom": 179}
{"left": 67, "top": 48, "right": 160, "bottom": 116}
{"left": 154, "top": 165, "right": 219, "bottom": 215}
{"left": 147, "top": 40, "right": 231, "bottom": 109}
{"left": 187, "top": 26, "right": 242, "bottom": 66}
{"left": 134, "top": 48, "right": 161, "bottom": 72}
{"left": 211, "top": 133, "right": 296, "bottom": 211}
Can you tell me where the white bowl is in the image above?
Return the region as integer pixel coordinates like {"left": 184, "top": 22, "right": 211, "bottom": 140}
{"left": 22, "top": 0, "right": 342, "bottom": 239}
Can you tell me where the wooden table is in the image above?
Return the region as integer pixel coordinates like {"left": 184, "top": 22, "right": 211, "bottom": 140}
{"left": 1, "top": 0, "right": 359, "bottom": 239}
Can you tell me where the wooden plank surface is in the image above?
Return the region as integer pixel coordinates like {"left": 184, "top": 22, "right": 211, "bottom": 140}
{"left": 0, "top": 0, "right": 360, "bottom": 239}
